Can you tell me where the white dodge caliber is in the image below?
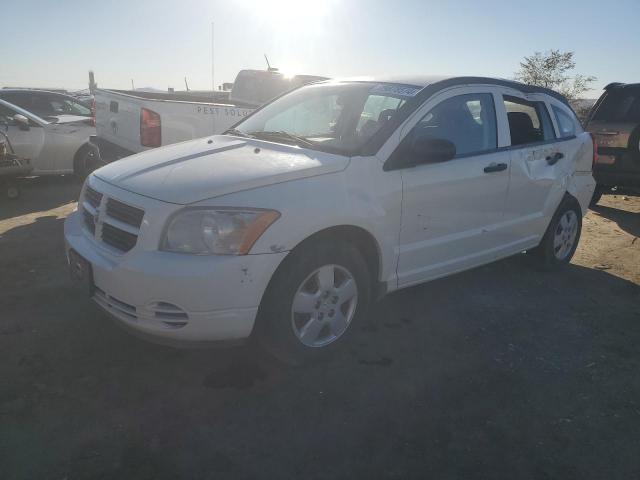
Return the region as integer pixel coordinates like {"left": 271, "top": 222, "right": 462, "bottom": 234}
{"left": 64, "top": 76, "right": 596, "bottom": 361}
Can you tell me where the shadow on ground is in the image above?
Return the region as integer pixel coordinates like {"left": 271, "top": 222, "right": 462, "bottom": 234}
{"left": 0, "top": 175, "right": 80, "bottom": 221}
{"left": 1, "top": 207, "right": 639, "bottom": 479}
{"left": 591, "top": 203, "right": 640, "bottom": 237}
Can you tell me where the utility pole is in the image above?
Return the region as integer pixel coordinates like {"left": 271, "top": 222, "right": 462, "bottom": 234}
{"left": 88, "top": 71, "right": 97, "bottom": 94}
{"left": 184, "top": 77, "right": 190, "bottom": 91}
{"left": 211, "top": 22, "right": 215, "bottom": 95}
{"left": 131, "top": 79, "right": 135, "bottom": 90}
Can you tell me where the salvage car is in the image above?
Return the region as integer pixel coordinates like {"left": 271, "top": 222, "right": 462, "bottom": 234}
{"left": 0, "top": 89, "right": 92, "bottom": 118}
{"left": 586, "top": 82, "right": 640, "bottom": 205}
{"left": 0, "top": 99, "right": 97, "bottom": 177}
{"left": 64, "top": 76, "right": 596, "bottom": 361}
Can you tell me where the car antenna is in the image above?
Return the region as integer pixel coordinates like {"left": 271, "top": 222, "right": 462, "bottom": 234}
{"left": 264, "top": 54, "right": 279, "bottom": 73}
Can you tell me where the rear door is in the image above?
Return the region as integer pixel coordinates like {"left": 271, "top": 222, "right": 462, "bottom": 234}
{"left": 499, "top": 92, "right": 566, "bottom": 250}
{"left": 393, "top": 87, "right": 511, "bottom": 286}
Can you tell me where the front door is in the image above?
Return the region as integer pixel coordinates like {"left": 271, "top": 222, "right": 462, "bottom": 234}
{"left": 0, "top": 103, "right": 47, "bottom": 171}
{"left": 394, "top": 90, "right": 511, "bottom": 287}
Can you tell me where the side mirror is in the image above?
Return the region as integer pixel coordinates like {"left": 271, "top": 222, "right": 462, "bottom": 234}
{"left": 411, "top": 135, "right": 456, "bottom": 164}
{"left": 13, "top": 114, "right": 30, "bottom": 131}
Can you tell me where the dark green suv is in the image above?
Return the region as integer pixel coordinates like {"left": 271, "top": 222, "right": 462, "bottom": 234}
{"left": 586, "top": 83, "right": 640, "bottom": 205}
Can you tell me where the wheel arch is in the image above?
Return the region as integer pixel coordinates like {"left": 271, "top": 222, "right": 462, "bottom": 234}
{"left": 566, "top": 173, "right": 596, "bottom": 216}
{"left": 252, "top": 223, "right": 384, "bottom": 339}
{"left": 72, "top": 142, "right": 91, "bottom": 171}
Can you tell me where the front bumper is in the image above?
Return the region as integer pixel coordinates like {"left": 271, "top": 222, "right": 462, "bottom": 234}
{"left": 64, "top": 209, "right": 286, "bottom": 344}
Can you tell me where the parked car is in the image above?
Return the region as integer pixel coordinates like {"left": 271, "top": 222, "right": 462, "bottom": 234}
{"left": 64, "top": 76, "right": 595, "bottom": 361}
{"left": 91, "top": 69, "right": 328, "bottom": 163}
{"left": 586, "top": 82, "right": 640, "bottom": 205}
{"left": 0, "top": 89, "right": 92, "bottom": 119}
{"left": 0, "top": 99, "right": 97, "bottom": 177}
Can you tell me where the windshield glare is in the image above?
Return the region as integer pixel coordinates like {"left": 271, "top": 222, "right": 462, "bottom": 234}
{"left": 233, "top": 82, "right": 418, "bottom": 155}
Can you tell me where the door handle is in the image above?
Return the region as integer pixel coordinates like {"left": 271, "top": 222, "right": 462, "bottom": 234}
{"left": 546, "top": 152, "right": 564, "bottom": 165}
{"left": 483, "top": 162, "right": 508, "bottom": 173}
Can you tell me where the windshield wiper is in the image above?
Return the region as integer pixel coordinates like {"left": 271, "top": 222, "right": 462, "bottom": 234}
{"left": 248, "top": 130, "right": 318, "bottom": 149}
{"left": 224, "top": 128, "right": 252, "bottom": 138}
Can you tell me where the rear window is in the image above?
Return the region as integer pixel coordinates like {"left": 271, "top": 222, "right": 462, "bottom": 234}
{"left": 552, "top": 105, "right": 576, "bottom": 138}
{"left": 592, "top": 88, "right": 640, "bottom": 122}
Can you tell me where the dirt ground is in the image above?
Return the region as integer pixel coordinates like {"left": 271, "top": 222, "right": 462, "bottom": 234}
{"left": 1, "top": 177, "right": 639, "bottom": 480}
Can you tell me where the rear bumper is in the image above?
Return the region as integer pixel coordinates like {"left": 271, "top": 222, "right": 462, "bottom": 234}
{"left": 568, "top": 172, "right": 597, "bottom": 215}
{"left": 90, "top": 135, "right": 136, "bottom": 163}
{"left": 593, "top": 169, "right": 640, "bottom": 189}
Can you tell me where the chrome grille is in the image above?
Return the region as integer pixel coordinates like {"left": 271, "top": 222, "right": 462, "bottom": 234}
{"left": 81, "top": 186, "right": 145, "bottom": 253}
{"left": 82, "top": 208, "right": 96, "bottom": 235}
{"left": 84, "top": 185, "right": 102, "bottom": 208}
{"left": 101, "top": 223, "right": 138, "bottom": 252}
{"left": 106, "top": 198, "right": 144, "bottom": 228}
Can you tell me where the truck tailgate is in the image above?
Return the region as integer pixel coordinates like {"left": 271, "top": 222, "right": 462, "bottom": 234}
{"left": 94, "top": 89, "right": 254, "bottom": 154}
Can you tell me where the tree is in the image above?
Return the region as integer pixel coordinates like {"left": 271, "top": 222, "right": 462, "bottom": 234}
{"left": 515, "top": 50, "right": 596, "bottom": 103}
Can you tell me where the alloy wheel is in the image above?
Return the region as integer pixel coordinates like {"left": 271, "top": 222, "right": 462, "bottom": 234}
{"left": 291, "top": 264, "right": 358, "bottom": 348}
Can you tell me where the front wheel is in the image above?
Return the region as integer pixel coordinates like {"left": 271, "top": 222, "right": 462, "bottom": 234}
{"left": 73, "top": 144, "right": 101, "bottom": 181}
{"left": 257, "top": 242, "right": 371, "bottom": 364}
{"left": 532, "top": 196, "right": 582, "bottom": 269}
{"left": 5, "top": 182, "right": 20, "bottom": 200}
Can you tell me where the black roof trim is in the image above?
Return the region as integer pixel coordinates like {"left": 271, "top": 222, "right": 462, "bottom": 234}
{"left": 425, "top": 76, "right": 571, "bottom": 106}
{"left": 359, "top": 76, "right": 572, "bottom": 156}
{"left": 603, "top": 82, "right": 640, "bottom": 90}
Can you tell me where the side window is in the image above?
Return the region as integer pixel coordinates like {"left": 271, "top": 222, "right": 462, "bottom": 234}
{"left": 1, "top": 93, "right": 29, "bottom": 111}
{"left": 552, "top": 105, "right": 576, "bottom": 138}
{"left": 504, "top": 96, "right": 553, "bottom": 146}
{"left": 0, "top": 104, "right": 18, "bottom": 124}
{"left": 411, "top": 93, "right": 497, "bottom": 156}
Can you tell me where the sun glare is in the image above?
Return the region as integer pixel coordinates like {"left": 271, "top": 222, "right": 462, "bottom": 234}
{"left": 238, "top": 0, "right": 336, "bottom": 32}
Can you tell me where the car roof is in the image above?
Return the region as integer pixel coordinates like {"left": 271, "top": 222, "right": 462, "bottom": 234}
{"left": 334, "top": 75, "right": 570, "bottom": 105}
{"left": 0, "top": 89, "right": 77, "bottom": 98}
{"left": 604, "top": 82, "right": 640, "bottom": 90}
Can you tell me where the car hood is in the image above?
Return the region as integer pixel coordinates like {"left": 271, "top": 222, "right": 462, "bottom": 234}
{"left": 94, "top": 135, "right": 350, "bottom": 204}
{"left": 46, "top": 114, "right": 92, "bottom": 124}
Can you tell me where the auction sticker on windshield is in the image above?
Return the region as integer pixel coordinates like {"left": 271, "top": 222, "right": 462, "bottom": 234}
{"left": 370, "top": 84, "right": 421, "bottom": 97}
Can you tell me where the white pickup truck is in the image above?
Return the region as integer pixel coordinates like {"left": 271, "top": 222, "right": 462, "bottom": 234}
{"left": 90, "top": 70, "right": 327, "bottom": 164}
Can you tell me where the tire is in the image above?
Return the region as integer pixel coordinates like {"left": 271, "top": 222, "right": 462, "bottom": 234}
{"left": 5, "top": 183, "right": 20, "bottom": 200}
{"left": 257, "top": 241, "right": 371, "bottom": 365}
{"left": 73, "top": 144, "right": 101, "bottom": 181}
{"left": 628, "top": 125, "right": 640, "bottom": 161}
{"left": 532, "top": 196, "right": 582, "bottom": 269}
{"left": 589, "top": 187, "right": 604, "bottom": 208}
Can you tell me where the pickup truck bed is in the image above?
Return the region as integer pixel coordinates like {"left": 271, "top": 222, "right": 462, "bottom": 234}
{"left": 93, "top": 88, "right": 255, "bottom": 162}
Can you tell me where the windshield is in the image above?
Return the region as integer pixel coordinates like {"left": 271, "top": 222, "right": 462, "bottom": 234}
{"left": 231, "top": 82, "right": 421, "bottom": 155}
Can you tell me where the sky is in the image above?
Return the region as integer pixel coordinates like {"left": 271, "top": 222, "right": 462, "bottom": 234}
{"left": 3, "top": 0, "right": 639, "bottom": 97}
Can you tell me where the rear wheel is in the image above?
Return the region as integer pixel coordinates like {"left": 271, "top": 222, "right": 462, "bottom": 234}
{"left": 258, "top": 241, "right": 371, "bottom": 364}
{"left": 532, "top": 196, "right": 582, "bottom": 269}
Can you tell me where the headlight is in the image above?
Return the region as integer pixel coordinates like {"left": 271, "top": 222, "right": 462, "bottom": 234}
{"left": 162, "top": 208, "right": 280, "bottom": 255}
